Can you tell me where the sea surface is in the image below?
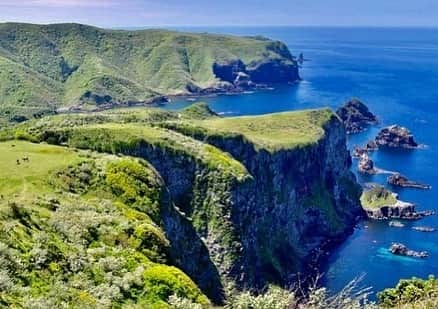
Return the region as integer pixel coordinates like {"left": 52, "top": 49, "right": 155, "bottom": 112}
{"left": 163, "top": 26, "right": 438, "bottom": 297}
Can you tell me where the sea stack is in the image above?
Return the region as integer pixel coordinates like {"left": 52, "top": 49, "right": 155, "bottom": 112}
{"left": 389, "top": 243, "right": 429, "bottom": 258}
{"left": 336, "top": 98, "right": 378, "bottom": 134}
{"left": 358, "top": 153, "right": 376, "bottom": 174}
{"left": 375, "top": 125, "right": 419, "bottom": 148}
{"left": 388, "top": 173, "right": 431, "bottom": 190}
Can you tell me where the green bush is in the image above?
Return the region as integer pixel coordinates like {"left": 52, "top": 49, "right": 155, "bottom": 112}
{"left": 143, "top": 265, "right": 210, "bottom": 306}
{"left": 105, "top": 159, "right": 163, "bottom": 221}
{"left": 378, "top": 276, "right": 438, "bottom": 307}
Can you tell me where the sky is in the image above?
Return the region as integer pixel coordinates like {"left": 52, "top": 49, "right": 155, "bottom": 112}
{"left": 0, "top": 0, "right": 438, "bottom": 28}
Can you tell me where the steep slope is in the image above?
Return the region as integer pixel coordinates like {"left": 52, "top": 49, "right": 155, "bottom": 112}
{"left": 0, "top": 105, "right": 362, "bottom": 305}
{"left": 0, "top": 141, "right": 208, "bottom": 307}
{"left": 0, "top": 23, "right": 299, "bottom": 121}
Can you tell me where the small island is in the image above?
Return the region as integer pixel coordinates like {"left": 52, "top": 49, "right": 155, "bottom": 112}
{"left": 361, "top": 185, "right": 433, "bottom": 220}
{"left": 375, "top": 125, "right": 419, "bottom": 149}
{"left": 389, "top": 243, "right": 429, "bottom": 258}
{"left": 336, "top": 98, "right": 378, "bottom": 134}
{"left": 388, "top": 173, "right": 431, "bottom": 190}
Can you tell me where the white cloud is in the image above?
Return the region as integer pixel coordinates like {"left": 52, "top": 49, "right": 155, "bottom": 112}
{"left": 0, "top": 0, "right": 119, "bottom": 8}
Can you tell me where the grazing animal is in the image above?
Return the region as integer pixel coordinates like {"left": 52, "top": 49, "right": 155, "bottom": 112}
{"left": 16, "top": 159, "right": 20, "bottom": 165}
{"left": 22, "top": 157, "right": 29, "bottom": 162}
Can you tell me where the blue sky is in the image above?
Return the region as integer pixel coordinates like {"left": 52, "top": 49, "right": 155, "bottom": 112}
{"left": 0, "top": 0, "right": 437, "bottom": 27}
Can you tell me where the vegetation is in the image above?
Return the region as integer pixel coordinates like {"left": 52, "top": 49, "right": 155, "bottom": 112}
{"left": 194, "top": 108, "right": 335, "bottom": 151}
{"left": 0, "top": 140, "right": 208, "bottom": 307}
{"left": 0, "top": 22, "right": 296, "bottom": 123}
{"left": 360, "top": 185, "right": 397, "bottom": 209}
{"left": 378, "top": 276, "right": 438, "bottom": 308}
{"left": 0, "top": 106, "right": 436, "bottom": 308}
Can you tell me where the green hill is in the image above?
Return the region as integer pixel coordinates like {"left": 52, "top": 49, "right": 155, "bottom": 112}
{"left": 0, "top": 23, "right": 299, "bottom": 123}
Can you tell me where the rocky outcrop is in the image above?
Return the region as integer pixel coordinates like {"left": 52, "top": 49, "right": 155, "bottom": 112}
{"left": 412, "top": 226, "right": 436, "bottom": 232}
{"left": 375, "top": 125, "right": 419, "bottom": 148}
{"left": 389, "top": 221, "right": 405, "bottom": 228}
{"left": 365, "top": 200, "right": 416, "bottom": 220}
{"left": 358, "top": 154, "right": 376, "bottom": 174}
{"left": 336, "top": 98, "right": 377, "bottom": 134}
{"left": 389, "top": 243, "right": 429, "bottom": 258}
{"left": 246, "top": 58, "right": 300, "bottom": 83}
{"left": 388, "top": 173, "right": 431, "bottom": 190}
{"left": 212, "top": 57, "right": 300, "bottom": 92}
{"left": 365, "top": 201, "right": 433, "bottom": 220}
{"left": 168, "top": 113, "right": 363, "bottom": 290}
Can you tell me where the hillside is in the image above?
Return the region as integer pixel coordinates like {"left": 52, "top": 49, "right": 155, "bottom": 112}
{"left": 0, "top": 104, "right": 362, "bottom": 307}
{"left": 0, "top": 23, "right": 299, "bottom": 123}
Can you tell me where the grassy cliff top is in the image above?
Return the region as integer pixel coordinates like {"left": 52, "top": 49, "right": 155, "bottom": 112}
{"left": 0, "top": 140, "right": 208, "bottom": 307}
{"left": 360, "top": 185, "right": 398, "bottom": 209}
{"left": 195, "top": 108, "right": 335, "bottom": 151}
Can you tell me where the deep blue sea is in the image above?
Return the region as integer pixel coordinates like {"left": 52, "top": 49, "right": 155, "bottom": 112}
{"left": 164, "top": 26, "right": 438, "bottom": 297}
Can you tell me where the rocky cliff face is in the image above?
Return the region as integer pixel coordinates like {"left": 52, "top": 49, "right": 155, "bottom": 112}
{"left": 32, "top": 109, "right": 362, "bottom": 304}
{"left": 193, "top": 114, "right": 362, "bottom": 289}
{"left": 161, "top": 112, "right": 363, "bottom": 293}
{"left": 212, "top": 57, "right": 300, "bottom": 91}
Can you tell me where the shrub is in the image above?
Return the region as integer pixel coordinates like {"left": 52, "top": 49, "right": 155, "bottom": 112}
{"left": 378, "top": 276, "right": 438, "bottom": 307}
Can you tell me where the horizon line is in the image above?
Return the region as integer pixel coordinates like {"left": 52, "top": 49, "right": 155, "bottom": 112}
{"left": 2, "top": 21, "right": 438, "bottom": 29}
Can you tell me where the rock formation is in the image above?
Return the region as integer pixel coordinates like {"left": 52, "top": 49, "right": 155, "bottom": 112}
{"left": 375, "top": 125, "right": 419, "bottom": 148}
{"left": 412, "top": 226, "right": 436, "bottom": 232}
{"left": 389, "top": 243, "right": 429, "bottom": 258}
{"left": 358, "top": 153, "right": 376, "bottom": 174}
{"left": 336, "top": 98, "right": 378, "bottom": 134}
{"left": 388, "top": 173, "right": 431, "bottom": 190}
{"left": 361, "top": 185, "right": 433, "bottom": 220}
{"left": 389, "top": 221, "right": 405, "bottom": 228}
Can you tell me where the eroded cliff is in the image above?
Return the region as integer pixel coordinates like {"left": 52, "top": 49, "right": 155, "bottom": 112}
{"left": 0, "top": 105, "right": 362, "bottom": 305}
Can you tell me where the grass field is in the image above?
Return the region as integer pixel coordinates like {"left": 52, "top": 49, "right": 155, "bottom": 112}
{"left": 196, "top": 108, "right": 334, "bottom": 151}
{"left": 0, "top": 140, "right": 84, "bottom": 201}
{"left": 360, "top": 185, "right": 398, "bottom": 209}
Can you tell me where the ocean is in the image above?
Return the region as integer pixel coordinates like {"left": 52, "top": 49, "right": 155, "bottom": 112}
{"left": 163, "top": 26, "right": 438, "bottom": 297}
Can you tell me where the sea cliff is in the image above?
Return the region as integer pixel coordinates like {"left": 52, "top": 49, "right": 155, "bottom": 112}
{"left": 0, "top": 105, "right": 362, "bottom": 306}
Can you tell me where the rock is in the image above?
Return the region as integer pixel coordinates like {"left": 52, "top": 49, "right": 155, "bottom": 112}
{"left": 362, "top": 185, "right": 433, "bottom": 220}
{"left": 388, "top": 173, "right": 431, "bottom": 190}
{"left": 336, "top": 98, "right": 378, "bottom": 134}
{"left": 352, "top": 146, "right": 367, "bottom": 158}
{"left": 375, "top": 125, "right": 419, "bottom": 148}
{"left": 365, "top": 140, "right": 379, "bottom": 151}
{"left": 352, "top": 140, "right": 378, "bottom": 158}
{"left": 389, "top": 221, "right": 405, "bottom": 228}
{"left": 213, "top": 59, "right": 247, "bottom": 83}
{"left": 358, "top": 154, "right": 376, "bottom": 174}
{"left": 212, "top": 57, "right": 300, "bottom": 92}
{"left": 412, "top": 226, "right": 436, "bottom": 232}
{"left": 389, "top": 243, "right": 429, "bottom": 258}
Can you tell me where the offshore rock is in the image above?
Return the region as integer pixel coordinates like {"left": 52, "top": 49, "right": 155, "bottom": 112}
{"left": 375, "top": 125, "right": 419, "bottom": 148}
{"left": 388, "top": 173, "right": 431, "bottom": 190}
{"left": 412, "top": 226, "right": 436, "bottom": 232}
{"left": 389, "top": 221, "right": 405, "bottom": 228}
{"left": 336, "top": 98, "right": 378, "bottom": 134}
{"left": 389, "top": 243, "right": 429, "bottom": 258}
{"left": 358, "top": 153, "right": 376, "bottom": 174}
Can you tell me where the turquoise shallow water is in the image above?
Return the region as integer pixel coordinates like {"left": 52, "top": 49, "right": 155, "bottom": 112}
{"left": 164, "top": 26, "right": 438, "bottom": 297}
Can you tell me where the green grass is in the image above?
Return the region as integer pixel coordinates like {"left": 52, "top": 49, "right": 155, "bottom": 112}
{"left": 195, "top": 108, "right": 334, "bottom": 151}
{"left": 0, "top": 22, "right": 296, "bottom": 122}
{"left": 0, "top": 140, "right": 83, "bottom": 201}
{"left": 58, "top": 123, "right": 250, "bottom": 180}
{"left": 360, "top": 185, "right": 397, "bottom": 209}
{"left": 0, "top": 140, "right": 209, "bottom": 307}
